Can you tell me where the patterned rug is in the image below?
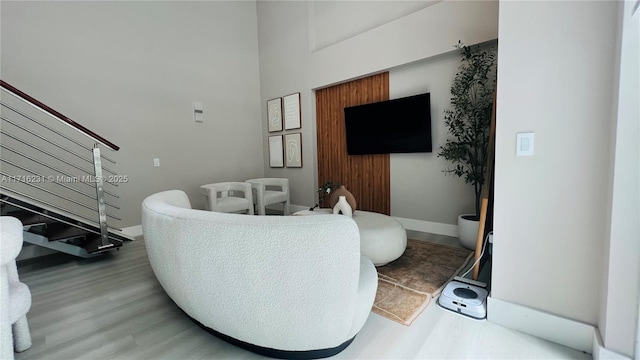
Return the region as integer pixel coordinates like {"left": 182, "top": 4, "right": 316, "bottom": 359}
{"left": 373, "top": 240, "right": 473, "bottom": 325}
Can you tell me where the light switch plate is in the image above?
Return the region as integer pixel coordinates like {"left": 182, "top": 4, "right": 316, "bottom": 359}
{"left": 516, "top": 133, "right": 535, "bottom": 156}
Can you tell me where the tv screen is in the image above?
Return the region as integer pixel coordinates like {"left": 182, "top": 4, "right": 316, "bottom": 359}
{"left": 344, "top": 93, "right": 432, "bottom": 155}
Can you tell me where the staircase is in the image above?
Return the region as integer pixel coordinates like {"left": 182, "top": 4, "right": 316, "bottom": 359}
{"left": 0, "top": 80, "right": 133, "bottom": 258}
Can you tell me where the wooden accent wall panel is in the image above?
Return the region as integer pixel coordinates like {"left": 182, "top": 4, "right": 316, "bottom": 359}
{"left": 316, "top": 73, "right": 390, "bottom": 214}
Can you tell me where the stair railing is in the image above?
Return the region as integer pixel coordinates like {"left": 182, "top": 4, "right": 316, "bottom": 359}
{"left": 0, "top": 80, "right": 123, "bottom": 251}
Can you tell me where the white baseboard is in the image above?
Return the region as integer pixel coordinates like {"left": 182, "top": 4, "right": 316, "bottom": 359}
{"left": 129, "top": 205, "right": 456, "bottom": 238}
{"left": 488, "top": 296, "right": 597, "bottom": 354}
{"left": 393, "top": 216, "right": 458, "bottom": 237}
{"left": 592, "top": 328, "right": 632, "bottom": 360}
{"left": 16, "top": 244, "right": 58, "bottom": 261}
{"left": 290, "top": 204, "right": 312, "bottom": 213}
{"left": 125, "top": 206, "right": 313, "bottom": 235}
{"left": 290, "top": 207, "right": 459, "bottom": 237}
{"left": 487, "top": 296, "right": 632, "bottom": 358}
{"left": 121, "top": 225, "right": 143, "bottom": 238}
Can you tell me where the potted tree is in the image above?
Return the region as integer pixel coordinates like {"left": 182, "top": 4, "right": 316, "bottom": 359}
{"left": 438, "top": 41, "right": 496, "bottom": 249}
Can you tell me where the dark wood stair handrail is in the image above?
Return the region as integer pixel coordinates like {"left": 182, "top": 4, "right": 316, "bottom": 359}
{"left": 0, "top": 80, "right": 120, "bottom": 151}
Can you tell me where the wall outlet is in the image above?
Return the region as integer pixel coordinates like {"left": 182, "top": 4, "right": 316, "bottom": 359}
{"left": 153, "top": 158, "right": 160, "bottom": 167}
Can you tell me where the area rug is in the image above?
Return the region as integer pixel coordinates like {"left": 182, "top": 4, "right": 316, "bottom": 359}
{"left": 372, "top": 240, "right": 474, "bottom": 326}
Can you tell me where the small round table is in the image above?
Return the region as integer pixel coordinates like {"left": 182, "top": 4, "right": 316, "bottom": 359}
{"left": 293, "top": 209, "right": 407, "bottom": 266}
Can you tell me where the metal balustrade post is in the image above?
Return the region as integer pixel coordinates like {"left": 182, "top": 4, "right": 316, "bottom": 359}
{"left": 0, "top": 80, "right": 129, "bottom": 256}
{"left": 92, "top": 144, "right": 112, "bottom": 249}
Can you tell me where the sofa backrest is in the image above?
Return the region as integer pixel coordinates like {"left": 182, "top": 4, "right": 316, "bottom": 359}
{"left": 141, "top": 190, "right": 363, "bottom": 350}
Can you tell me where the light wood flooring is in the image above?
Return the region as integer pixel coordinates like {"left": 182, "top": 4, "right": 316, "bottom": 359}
{"left": 14, "top": 232, "right": 591, "bottom": 360}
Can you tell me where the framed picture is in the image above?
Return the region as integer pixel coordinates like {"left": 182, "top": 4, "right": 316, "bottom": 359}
{"left": 283, "top": 92, "right": 301, "bottom": 130}
{"left": 268, "top": 135, "right": 284, "bottom": 168}
{"left": 267, "top": 98, "right": 283, "bottom": 132}
{"left": 285, "top": 133, "right": 302, "bottom": 168}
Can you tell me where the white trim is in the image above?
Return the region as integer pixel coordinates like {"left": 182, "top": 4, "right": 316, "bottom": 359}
{"left": 16, "top": 244, "right": 59, "bottom": 261}
{"left": 487, "top": 296, "right": 594, "bottom": 353}
{"left": 121, "top": 225, "right": 143, "bottom": 238}
{"left": 289, "top": 209, "right": 459, "bottom": 237}
{"left": 290, "top": 204, "right": 312, "bottom": 213}
{"left": 393, "top": 216, "right": 458, "bottom": 237}
{"left": 593, "top": 327, "right": 631, "bottom": 360}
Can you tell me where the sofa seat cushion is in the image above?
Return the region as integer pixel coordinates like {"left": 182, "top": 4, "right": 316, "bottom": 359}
{"left": 215, "top": 196, "right": 253, "bottom": 213}
{"left": 264, "top": 190, "right": 287, "bottom": 204}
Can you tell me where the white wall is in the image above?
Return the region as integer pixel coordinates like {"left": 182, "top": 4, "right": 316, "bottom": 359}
{"left": 257, "top": 1, "right": 316, "bottom": 210}
{"left": 389, "top": 50, "right": 494, "bottom": 223}
{"left": 493, "top": 0, "right": 619, "bottom": 328}
{"left": 257, "top": 0, "right": 498, "bottom": 224}
{"left": 599, "top": 0, "right": 640, "bottom": 357}
{"left": 309, "top": 1, "right": 439, "bottom": 52}
{"left": 1, "top": 1, "right": 264, "bottom": 226}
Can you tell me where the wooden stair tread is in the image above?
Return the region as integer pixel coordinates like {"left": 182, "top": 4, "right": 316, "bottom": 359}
{"left": 7, "top": 210, "right": 59, "bottom": 226}
{"left": 2, "top": 195, "right": 126, "bottom": 256}
{"left": 45, "top": 223, "right": 91, "bottom": 242}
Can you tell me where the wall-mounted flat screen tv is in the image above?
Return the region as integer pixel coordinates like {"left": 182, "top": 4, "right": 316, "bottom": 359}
{"left": 344, "top": 93, "right": 432, "bottom": 155}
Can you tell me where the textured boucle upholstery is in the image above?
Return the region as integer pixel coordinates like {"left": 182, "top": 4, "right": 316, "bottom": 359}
{"left": 141, "top": 190, "right": 377, "bottom": 353}
{"left": 1, "top": 217, "right": 32, "bottom": 360}
{"left": 200, "top": 182, "right": 254, "bottom": 215}
{"left": 246, "top": 178, "right": 290, "bottom": 215}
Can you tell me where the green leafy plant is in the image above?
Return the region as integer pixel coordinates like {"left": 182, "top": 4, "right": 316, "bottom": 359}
{"left": 318, "top": 181, "right": 341, "bottom": 202}
{"left": 310, "top": 181, "right": 341, "bottom": 210}
{"left": 438, "top": 41, "right": 496, "bottom": 220}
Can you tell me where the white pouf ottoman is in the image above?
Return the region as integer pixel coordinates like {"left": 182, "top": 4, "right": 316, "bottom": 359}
{"left": 293, "top": 209, "right": 407, "bottom": 266}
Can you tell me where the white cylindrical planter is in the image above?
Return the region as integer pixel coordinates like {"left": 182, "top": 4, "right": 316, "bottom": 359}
{"left": 458, "top": 214, "right": 479, "bottom": 250}
{"left": 333, "top": 196, "right": 353, "bottom": 218}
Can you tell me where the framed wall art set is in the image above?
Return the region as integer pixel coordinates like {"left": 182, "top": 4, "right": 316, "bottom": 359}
{"left": 267, "top": 92, "right": 302, "bottom": 168}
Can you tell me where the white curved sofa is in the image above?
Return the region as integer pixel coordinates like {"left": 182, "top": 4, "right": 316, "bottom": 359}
{"left": 142, "top": 190, "right": 378, "bottom": 358}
